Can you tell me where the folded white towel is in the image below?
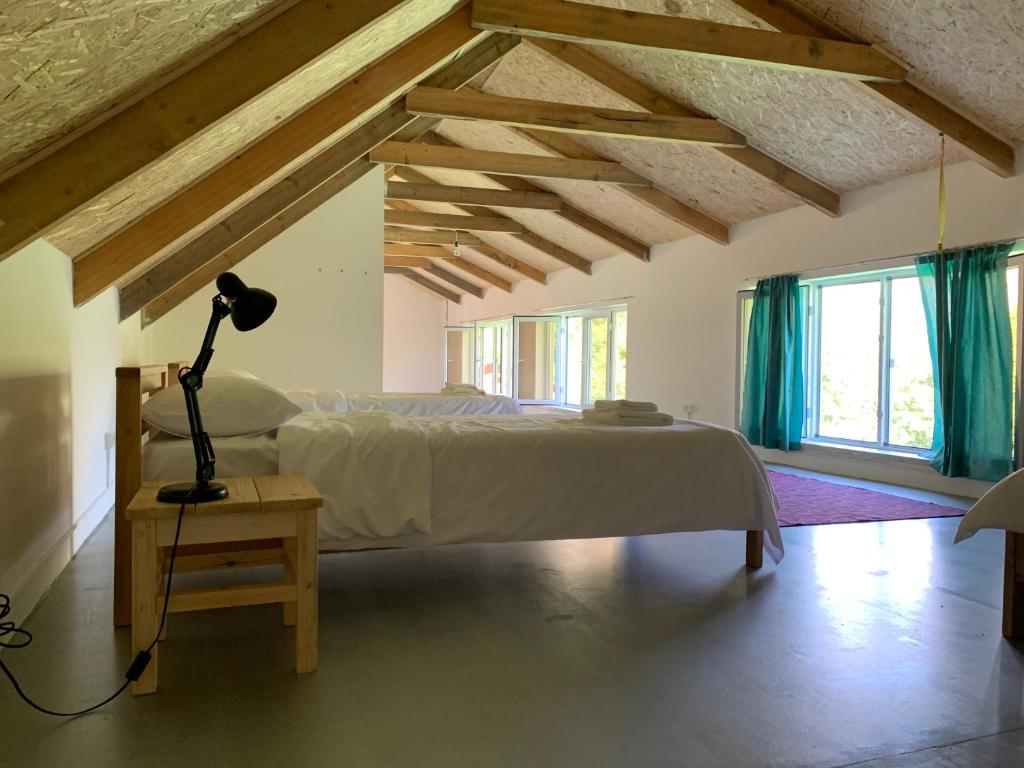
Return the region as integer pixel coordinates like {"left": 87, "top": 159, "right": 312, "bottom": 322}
{"left": 442, "top": 383, "right": 485, "bottom": 395}
{"left": 582, "top": 409, "right": 674, "bottom": 427}
{"left": 594, "top": 399, "right": 658, "bottom": 412}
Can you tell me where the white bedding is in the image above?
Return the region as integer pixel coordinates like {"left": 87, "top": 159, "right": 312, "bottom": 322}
{"left": 955, "top": 468, "right": 1024, "bottom": 542}
{"left": 285, "top": 389, "right": 522, "bottom": 416}
{"left": 141, "top": 413, "right": 783, "bottom": 562}
{"left": 143, "top": 431, "right": 279, "bottom": 482}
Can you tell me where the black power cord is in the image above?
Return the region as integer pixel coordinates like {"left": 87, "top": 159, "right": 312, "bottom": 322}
{"left": 0, "top": 487, "right": 194, "bottom": 717}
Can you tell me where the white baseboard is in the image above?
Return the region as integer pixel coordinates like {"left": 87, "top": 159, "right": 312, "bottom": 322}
{"left": 73, "top": 486, "right": 113, "bottom": 554}
{"left": 3, "top": 532, "right": 72, "bottom": 629}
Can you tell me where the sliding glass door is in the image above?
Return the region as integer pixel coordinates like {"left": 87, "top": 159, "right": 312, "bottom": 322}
{"left": 444, "top": 326, "right": 475, "bottom": 386}
{"left": 564, "top": 309, "right": 627, "bottom": 406}
{"left": 513, "top": 317, "right": 561, "bottom": 404}
{"left": 476, "top": 320, "right": 513, "bottom": 396}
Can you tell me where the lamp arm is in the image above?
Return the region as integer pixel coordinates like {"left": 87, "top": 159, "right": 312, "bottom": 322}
{"left": 180, "top": 296, "right": 231, "bottom": 485}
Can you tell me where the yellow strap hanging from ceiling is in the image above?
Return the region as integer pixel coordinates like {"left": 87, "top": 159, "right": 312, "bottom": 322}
{"left": 937, "top": 132, "right": 946, "bottom": 254}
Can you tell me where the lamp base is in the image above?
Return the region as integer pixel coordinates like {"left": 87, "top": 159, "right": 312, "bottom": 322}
{"left": 156, "top": 481, "right": 229, "bottom": 504}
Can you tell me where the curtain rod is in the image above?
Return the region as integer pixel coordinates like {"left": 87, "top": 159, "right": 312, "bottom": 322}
{"left": 743, "top": 235, "right": 1023, "bottom": 284}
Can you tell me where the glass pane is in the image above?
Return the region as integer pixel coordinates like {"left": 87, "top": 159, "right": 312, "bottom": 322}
{"left": 887, "top": 277, "right": 934, "bottom": 449}
{"left": 517, "top": 320, "right": 559, "bottom": 401}
{"left": 817, "top": 281, "right": 881, "bottom": 442}
{"left": 738, "top": 296, "right": 753, "bottom": 409}
{"left": 587, "top": 316, "right": 609, "bottom": 404}
{"left": 566, "top": 317, "right": 583, "bottom": 405}
{"left": 480, "top": 327, "right": 497, "bottom": 394}
{"left": 613, "top": 310, "right": 627, "bottom": 399}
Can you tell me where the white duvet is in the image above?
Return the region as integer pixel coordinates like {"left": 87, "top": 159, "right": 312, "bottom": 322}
{"left": 276, "top": 412, "right": 784, "bottom": 562}
{"left": 955, "top": 468, "right": 1024, "bottom": 542}
{"left": 285, "top": 390, "right": 522, "bottom": 416}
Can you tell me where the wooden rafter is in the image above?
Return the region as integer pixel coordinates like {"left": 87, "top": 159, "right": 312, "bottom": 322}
{"left": 469, "top": 243, "right": 547, "bottom": 284}
{"left": 727, "top": 0, "right": 1015, "bottom": 177}
{"left": 393, "top": 164, "right": 594, "bottom": 272}
{"left": 382, "top": 241, "right": 512, "bottom": 292}
{"left": 386, "top": 267, "right": 462, "bottom": 303}
{"left": 385, "top": 255, "right": 432, "bottom": 268}
{"left": 424, "top": 263, "right": 486, "bottom": 299}
{"left": 0, "top": 0, "right": 413, "bottom": 262}
{"left": 496, "top": 127, "right": 730, "bottom": 245}
{"left": 384, "top": 209, "right": 525, "bottom": 233}
{"left": 410, "top": 138, "right": 658, "bottom": 257}
{"left": 76, "top": 7, "right": 488, "bottom": 306}
{"left": 528, "top": 39, "right": 840, "bottom": 217}
{"left": 404, "top": 86, "right": 746, "bottom": 146}
{"left": 120, "top": 33, "right": 519, "bottom": 320}
{"left": 471, "top": 0, "right": 906, "bottom": 81}
{"left": 384, "top": 227, "right": 483, "bottom": 246}
{"left": 385, "top": 180, "right": 561, "bottom": 210}
{"left": 370, "top": 140, "right": 650, "bottom": 186}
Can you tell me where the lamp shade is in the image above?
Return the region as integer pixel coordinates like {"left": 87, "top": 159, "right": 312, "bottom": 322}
{"left": 216, "top": 272, "right": 277, "bottom": 331}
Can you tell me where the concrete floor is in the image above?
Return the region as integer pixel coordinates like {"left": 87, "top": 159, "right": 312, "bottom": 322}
{"left": 2, "top": 496, "right": 1023, "bottom": 766}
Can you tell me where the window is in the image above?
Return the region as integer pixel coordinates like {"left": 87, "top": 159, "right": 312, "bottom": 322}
{"left": 467, "top": 306, "right": 628, "bottom": 407}
{"left": 736, "top": 252, "right": 1022, "bottom": 455}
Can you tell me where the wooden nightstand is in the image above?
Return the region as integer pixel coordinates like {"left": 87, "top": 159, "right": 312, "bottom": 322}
{"left": 126, "top": 475, "right": 321, "bottom": 695}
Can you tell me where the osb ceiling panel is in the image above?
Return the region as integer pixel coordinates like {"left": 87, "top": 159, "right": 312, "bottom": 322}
{"left": 484, "top": 42, "right": 797, "bottom": 224}
{"left": 785, "top": 0, "right": 1024, "bottom": 146}
{"left": 0, "top": 0, "right": 287, "bottom": 176}
{"left": 44, "top": 0, "right": 462, "bottom": 258}
{"left": 571, "top": 0, "right": 968, "bottom": 192}
{"left": 435, "top": 117, "right": 692, "bottom": 244}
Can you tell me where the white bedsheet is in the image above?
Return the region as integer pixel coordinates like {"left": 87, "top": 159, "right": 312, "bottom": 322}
{"left": 280, "top": 413, "right": 784, "bottom": 561}
{"left": 143, "top": 432, "right": 279, "bottom": 482}
{"left": 285, "top": 390, "right": 522, "bottom": 416}
{"left": 955, "top": 468, "right": 1024, "bottom": 542}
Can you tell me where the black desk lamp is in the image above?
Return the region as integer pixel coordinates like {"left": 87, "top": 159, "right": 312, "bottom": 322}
{"left": 156, "top": 272, "right": 277, "bottom": 504}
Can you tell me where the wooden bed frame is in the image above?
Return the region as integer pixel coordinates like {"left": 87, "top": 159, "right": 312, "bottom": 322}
{"left": 113, "top": 364, "right": 767, "bottom": 626}
{"left": 1004, "top": 532, "right": 1024, "bottom": 640}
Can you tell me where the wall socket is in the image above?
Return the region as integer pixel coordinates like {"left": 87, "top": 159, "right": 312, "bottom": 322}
{"left": 681, "top": 404, "right": 698, "bottom": 419}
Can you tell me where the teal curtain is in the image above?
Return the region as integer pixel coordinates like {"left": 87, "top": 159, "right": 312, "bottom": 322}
{"left": 916, "top": 242, "right": 1014, "bottom": 481}
{"left": 740, "top": 275, "right": 804, "bottom": 451}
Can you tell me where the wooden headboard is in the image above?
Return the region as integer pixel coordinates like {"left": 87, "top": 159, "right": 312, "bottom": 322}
{"left": 113, "top": 363, "right": 186, "bottom": 626}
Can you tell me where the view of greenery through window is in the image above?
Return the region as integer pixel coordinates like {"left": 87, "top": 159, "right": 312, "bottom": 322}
{"left": 588, "top": 317, "right": 609, "bottom": 404}
{"left": 613, "top": 310, "right": 627, "bottom": 399}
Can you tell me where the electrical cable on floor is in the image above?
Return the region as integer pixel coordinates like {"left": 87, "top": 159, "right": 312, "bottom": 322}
{"left": 0, "top": 486, "right": 195, "bottom": 717}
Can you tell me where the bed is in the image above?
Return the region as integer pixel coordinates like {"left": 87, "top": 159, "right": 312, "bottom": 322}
{"left": 954, "top": 471, "right": 1024, "bottom": 640}
{"left": 284, "top": 389, "right": 522, "bottom": 416}
{"left": 112, "top": 365, "right": 783, "bottom": 626}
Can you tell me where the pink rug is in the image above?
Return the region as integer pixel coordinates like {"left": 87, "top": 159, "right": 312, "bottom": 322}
{"left": 768, "top": 470, "right": 966, "bottom": 526}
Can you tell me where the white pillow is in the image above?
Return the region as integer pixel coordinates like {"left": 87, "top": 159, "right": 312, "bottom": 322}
{"left": 143, "top": 374, "right": 301, "bottom": 438}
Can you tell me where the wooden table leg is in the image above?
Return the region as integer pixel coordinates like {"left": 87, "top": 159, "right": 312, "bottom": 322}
{"left": 1004, "top": 532, "right": 1024, "bottom": 640}
{"left": 294, "top": 508, "right": 319, "bottom": 673}
{"left": 282, "top": 537, "right": 297, "bottom": 627}
{"left": 131, "top": 520, "right": 160, "bottom": 695}
{"left": 746, "top": 530, "right": 764, "bottom": 569}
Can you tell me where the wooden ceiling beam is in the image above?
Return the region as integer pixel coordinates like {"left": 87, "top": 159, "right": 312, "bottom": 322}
{"left": 384, "top": 227, "right": 484, "bottom": 246}
{"left": 467, "top": 243, "right": 547, "bottom": 284}
{"left": 414, "top": 136, "right": 655, "bottom": 257}
{"left": 447, "top": 256, "right": 513, "bottom": 292}
{"left": 424, "top": 263, "right": 486, "bottom": 299}
{"left": 384, "top": 243, "right": 456, "bottom": 259}
{"left": 404, "top": 86, "right": 746, "bottom": 147}
{"left": 393, "top": 163, "right": 595, "bottom": 271}
{"left": 385, "top": 180, "right": 561, "bottom": 210}
{"left": 370, "top": 140, "right": 650, "bottom": 186}
{"left": 471, "top": 0, "right": 906, "bottom": 81}
{"left": 727, "top": 0, "right": 1015, "bottom": 177}
{"left": 0, "top": 0, "right": 413, "bottom": 262}
{"left": 386, "top": 267, "right": 462, "bottom": 303}
{"left": 502, "top": 127, "right": 729, "bottom": 245}
{"left": 528, "top": 39, "right": 840, "bottom": 217}
{"left": 75, "top": 7, "right": 488, "bottom": 306}
{"left": 120, "top": 34, "right": 518, "bottom": 320}
{"left": 385, "top": 255, "right": 432, "bottom": 268}
{"left": 384, "top": 209, "right": 525, "bottom": 233}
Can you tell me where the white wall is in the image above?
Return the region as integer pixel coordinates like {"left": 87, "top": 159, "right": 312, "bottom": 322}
{"left": 151, "top": 168, "right": 385, "bottom": 392}
{"left": 383, "top": 275, "right": 447, "bottom": 392}
{"left": 454, "top": 159, "right": 1024, "bottom": 498}
{"left": 0, "top": 240, "right": 152, "bottom": 623}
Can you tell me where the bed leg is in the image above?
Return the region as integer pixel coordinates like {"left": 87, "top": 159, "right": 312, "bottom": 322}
{"left": 1004, "top": 532, "right": 1024, "bottom": 640}
{"left": 746, "top": 530, "right": 764, "bottom": 569}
